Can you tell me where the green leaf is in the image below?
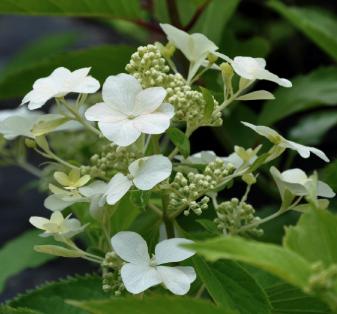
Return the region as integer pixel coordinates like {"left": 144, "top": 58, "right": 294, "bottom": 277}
{"left": 9, "top": 275, "right": 106, "bottom": 314}
{"left": 191, "top": 0, "right": 240, "bottom": 45}
{"left": 192, "top": 256, "right": 271, "bottom": 314}
{"left": 243, "top": 265, "right": 332, "bottom": 314}
{"left": 265, "top": 282, "right": 331, "bottom": 314}
{"left": 0, "top": 45, "right": 134, "bottom": 100}
{"left": 200, "top": 87, "right": 215, "bottom": 120}
{"left": 167, "top": 127, "right": 190, "bottom": 158}
{"left": 187, "top": 236, "right": 311, "bottom": 289}
{"left": 284, "top": 208, "right": 337, "bottom": 266}
{"left": 268, "top": 1, "right": 337, "bottom": 61}
{"left": 0, "top": 0, "right": 144, "bottom": 19}
{"left": 0, "top": 306, "right": 40, "bottom": 314}
{"left": 237, "top": 90, "right": 274, "bottom": 101}
{"left": 0, "top": 230, "right": 55, "bottom": 293}
{"left": 68, "top": 296, "right": 236, "bottom": 314}
{"left": 321, "top": 160, "right": 337, "bottom": 192}
{"left": 3, "top": 33, "right": 78, "bottom": 75}
{"left": 259, "top": 67, "right": 337, "bottom": 125}
{"left": 288, "top": 111, "right": 337, "bottom": 145}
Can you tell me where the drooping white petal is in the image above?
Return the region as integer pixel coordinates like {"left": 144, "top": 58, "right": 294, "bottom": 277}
{"left": 111, "top": 231, "right": 150, "bottom": 264}
{"left": 133, "top": 87, "right": 167, "bottom": 115}
{"left": 102, "top": 74, "right": 142, "bottom": 114}
{"left": 317, "top": 181, "right": 335, "bottom": 198}
{"left": 79, "top": 180, "right": 107, "bottom": 197}
{"left": 29, "top": 216, "right": 49, "bottom": 229}
{"left": 105, "top": 173, "right": 132, "bottom": 204}
{"left": 69, "top": 67, "right": 100, "bottom": 93}
{"left": 85, "top": 102, "right": 127, "bottom": 123}
{"left": 121, "top": 263, "right": 161, "bottom": 294}
{"left": 129, "top": 155, "right": 172, "bottom": 190}
{"left": 241, "top": 121, "right": 282, "bottom": 143}
{"left": 98, "top": 120, "right": 141, "bottom": 146}
{"left": 157, "top": 266, "right": 193, "bottom": 295}
{"left": 44, "top": 194, "right": 82, "bottom": 211}
{"left": 133, "top": 103, "right": 174, "bottom": 134}
{"left": 175, "top": 266, "right": 197, "bottom": 283}
{"left": 285, "top": 140, "right": 329, "bottom": 162}
{"left": 256, "top": 69, "right": 292, "bottom": 88}
{"left": 282, "top": 169, "right": 308, "bottom": 184}
{"left": 155, "top": 238, "right": 195, "bottom": 265}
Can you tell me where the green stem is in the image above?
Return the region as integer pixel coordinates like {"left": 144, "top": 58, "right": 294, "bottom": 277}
{"left": 162, "top": 194, "right": 175, "bottom": 238}
{"left": 17, "top": 160, "right": 42, "bottom": 178}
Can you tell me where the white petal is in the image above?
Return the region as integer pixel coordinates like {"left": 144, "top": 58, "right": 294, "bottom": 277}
{"left": 286, "top": 140, "right": 329, "bottom": 162}
{"left": 69, "top": 68, "right": 100, "bottom": 93}
{"left": 111, "top": 231, "right": 150, "bottom": 264}
{"left": 85, "top": 102, "right": 127, "bottom": 123}
{"left": 133, "top": 87, "right": 167, "bottom": 115}
{"left": 29, "top": 216, "right": 49, "bottom": 229}
{"left": 98, "top": 120, "right": 141, "bottom": 146}
{"left": 157, "top": 266, "right": 193, "bottom": 295}
{"left": 281, "top": 168, "right": 308, "bottom": 184}
{"left": 189, "top": 33, "right": 218, "bottom": 60}
{"left": 317, "top": 181, "right": 335, "bottom": 198}
{"left": 121, "top": 263, "right": 161, "bottom": 294}
{"left": 102, "top": 73, "right": 142, "bottom": 114}
{"left": 44, "top": 194, "right": 80, "bottom": 211}
{"left": 256, "top": 69, "right": 292, "bottom": 88}
{"left": 133, "top": 103, "right": 174, "bottom": 134}
{"left": 241, "top": 121, "right": 281, "bottom": 143}
{"left": 79, "top": 180, "right": 107, "bottom": 197}
{"left": 155, "top": 238, "right": 195, "bottom": 264}
{"left": 105, "top": 173, "right": 132, "bottom": 204}
{"left": 175, "top": 266, "right": 197, "bottom": 283}
{"left": 129, "top": 155, "right": 172, "bottom": 190}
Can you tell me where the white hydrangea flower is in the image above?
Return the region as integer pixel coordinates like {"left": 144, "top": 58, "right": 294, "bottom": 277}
{"left": 21, "top": 67, "right": 100, "bottom": 110}
{"left": 111, "top": 231, "right": 196, "bottom": 295}
{"left": 270, "top": 167, "right": 335, "bottom": 199}
{"left": 29, "top": 211, "right": 85, "bottom": 239}
{"left": 105, "top": 155, "right": 172, "bottom": 204}
{"left": 0, "top": 107, "right": 41, "bottom": 139}
{"left": 215, "top": 53, "right": 292, "bottom": 87}
{"left": 85, "top": 73, "right": 174, "bottom": 146}
{"left": 160, "top": 23, "right": 218, "bottom": 81}
{"left": 242, "top": 121, "right": 329, "bottom": 162}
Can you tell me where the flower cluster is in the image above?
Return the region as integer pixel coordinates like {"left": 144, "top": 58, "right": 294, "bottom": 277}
{"left": 0, "top": 23, "right": 334, "bottom": 298}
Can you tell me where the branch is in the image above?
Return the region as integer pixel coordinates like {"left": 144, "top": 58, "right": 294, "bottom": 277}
{"left": 184, "top": 0, "right": 211, "bottom": 31}
{"left": 166, "top": 0, "right": 183, "bottom": 28}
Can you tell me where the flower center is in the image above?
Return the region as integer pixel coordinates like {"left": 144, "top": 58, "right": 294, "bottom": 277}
{"left": 149, "top": 255, "right": 157, "bottom": 267}
{"left": 127, "top": 114, "right": 136, "bottom": 120}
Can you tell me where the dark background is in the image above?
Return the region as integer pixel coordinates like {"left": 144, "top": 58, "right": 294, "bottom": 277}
{"left": 1, "top": 0, "right": 337, "bottom": 302}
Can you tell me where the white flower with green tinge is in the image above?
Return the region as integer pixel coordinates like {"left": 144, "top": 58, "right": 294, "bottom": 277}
{"left": 22, "top": 67, "right": 100, "bottom": 110}
{"left": 160, "top": 23, "right": 218, "bottom": 81}
{"left": 242, "top": 121, "right": 329, "bottom": 162}
{"left": 105, "top": 155, "right": 172, "bottom": 204}
{"left": 29, "top": 211, "right": 85, "bottom": 239}
{"left": 216, "top": 53, "right": 292, "bottom": 87}
{"left": 0, "top": 107, "right": 41, "bottom": 140}
{"left": 270, "top": 167, "right": 335, "bottom": 199}
{"left": 85, "top": 73, "right": 174, "bottom": 147}
{"left": 111, "top": 231, "right": 196, "bottom": 295}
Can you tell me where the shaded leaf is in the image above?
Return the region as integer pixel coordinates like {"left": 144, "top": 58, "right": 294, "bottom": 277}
{"left": 167, "top": 127, "right": 190, "bottom": 158}
{"left": 0, "top": 230, "right": 55, "bottom": 293}
{"left": 9, "top": 275, "right": 105, "bottom": 314}
{"left": 200, "top": 87, "right": 215, "bottom": 120}
{"left": 0, "top": 0, "right": 144, "bottom": 19}
{"left": 193, "top": 256, "right": 271, "bottom": 314}
{"left": 68, "top": 296, "right": 236, "bottom": 314}
{"left": 259, "top": 67, "right": 337, "bottom": 125}
{"left": 186, "top": 236, "right": 312, "bottom": 288}
{"left": 0, "top": 45, "right": 134, "bottom": 100}
{"left": 289, "top": 111, "right": 337, "bottom": 145}
{"left": 284, "top": 208, "right": 337, "bottom": 266}
{"left": 0, "top": 306, "right": 41, "bottom": 314}
{"left": 268, "top": 1, "right": 337, "bottom": 61}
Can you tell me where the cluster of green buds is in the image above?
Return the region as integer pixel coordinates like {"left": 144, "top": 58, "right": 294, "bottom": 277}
{"left": 214, "top": 198, "right": 263, "bottom": 236}
{"left": 125, "top": 44, "right": 222, "bottom": 127}
{"left": 307, "top": 262, "right": 337, "bottom": 295}
{"left": 168, "top": 159, "right": 234, "bottom": 214}
{"left": 101, "top": 251, "right": 124, "bottom": 296}
{"left": 81, "top": 143, "right": 141, "bottom": 179}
